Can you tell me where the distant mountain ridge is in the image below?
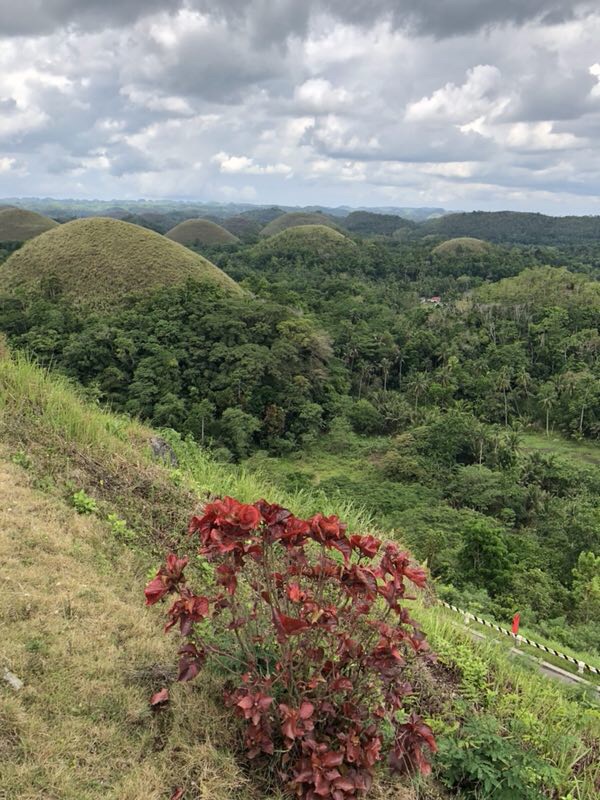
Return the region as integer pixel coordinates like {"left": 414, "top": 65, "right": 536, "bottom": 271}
{"left": 0, "top": 198, "right": 451, "bottom": 223}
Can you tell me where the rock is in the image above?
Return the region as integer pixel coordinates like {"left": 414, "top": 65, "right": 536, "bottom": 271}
{"left": 3, "top": 668, "right": 24, "bottom": 691}
{"left": 149, "top": 436, "right": 178, "bottom": 467}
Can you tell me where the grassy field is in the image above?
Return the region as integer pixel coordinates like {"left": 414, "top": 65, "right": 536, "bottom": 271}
{"left": 521, "top": 431, "right": 600, "bottom": 466}
{"left": 0, "top": 217, "right": 241, "bottom": 309}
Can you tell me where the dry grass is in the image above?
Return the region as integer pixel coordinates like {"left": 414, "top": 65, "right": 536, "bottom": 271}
{"left": 0, "top": 455, "right": 253, "bottom": 800}
{"left": 0, "top": 353, "right": 195, "bottom": 549}
{"left": 260, "top": 213, "right": 341, "bottom": 237}
{"left": 0, "top": 208, "right": 58, "bottom": 242}
{"left": 0, "top": 217, "right": 241, "bottom": 309}
{"left": 166, "top": 219, "right": 239, "bottom": 246}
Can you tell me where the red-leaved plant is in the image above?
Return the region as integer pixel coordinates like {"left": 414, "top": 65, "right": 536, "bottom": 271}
{"left": 145, "top": 497, "right": 436, "bottom": 798}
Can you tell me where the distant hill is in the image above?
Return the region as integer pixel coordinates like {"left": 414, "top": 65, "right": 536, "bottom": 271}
{"left": 260, "top": 212, "right": 341, "bottom": 237}
{"left": 432, "top": 237, "right": 493, "bottom": 257}
{"left": 166, "top": 219, "right": 239, "bottom": 246}
{"left": 217, "top": 214, "right": 262, "bottom": 240}
{"left": 0, "top": 208, "right": 59, "bottom": 242}
{"left": 423, "top": 211, "right": 600, "bottom": 245}
{"left": 236, "top": 206, "right": 285, "bottom": 225}
{"left": 342, "top": 211, "right": 415, "bottom": 237}
{"left": 0, "top": 217, "right": 240, "bottom": 309}
{"left": 251, "top": 225, "right": 357, "bottom": 268}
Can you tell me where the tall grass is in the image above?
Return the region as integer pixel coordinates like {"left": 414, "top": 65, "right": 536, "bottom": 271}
{"left": 163, "top": 431, "right": 375, "bottom": 533}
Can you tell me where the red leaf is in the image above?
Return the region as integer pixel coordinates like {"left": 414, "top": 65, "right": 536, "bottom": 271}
{"left": 330, "top": 677, "right": 353, "bottom": 693}
{"left": 321, "top": 751, "right": 344, "bottom": 768}
{"left": 144, "top": 576, "right": 168, "bottom": 606}
{"left": 150, "top": 688, "right": 169, "bottom": 706}
{"left": 287, "top": 583, "right": 303, "bottom": 603}
{"left": 274, "top": 610, "right": 310, "bottom": 636}
{"left": 170, "top": 789, "right": 184, "bottom": 800}
{"left": 299, "top": 701, "right": 315, "bottom": 720}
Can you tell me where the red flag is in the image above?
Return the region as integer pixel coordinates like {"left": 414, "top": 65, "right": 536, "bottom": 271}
{"left": 511, "top": 613, "right": 520, "bottom": 635}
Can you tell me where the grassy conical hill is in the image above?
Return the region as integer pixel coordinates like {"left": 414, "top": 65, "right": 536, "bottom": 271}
{"left": 260, "top": 211, "right": 341, "bottom": 237}
{"left": 166, "top": 218, "right": 239, "bottom": 246}
{"left": 432, "top": 236, "right": 493, "bottom": 256}
{"left": 0, "top": 207, "right": 59, "bottom": 241}
{"left": 252, "top": 224, "right": 356, "bottom": 264}
{"left": 0, "top": 217, "right": 240, "bottom": 308}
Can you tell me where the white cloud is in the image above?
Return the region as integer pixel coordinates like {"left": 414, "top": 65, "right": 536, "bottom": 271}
{"left": 212, "top": 152, "right": 293, "bottom": 176}
{"left": 406, "top": 65, "right": 510, "bottom": 124}
{"left": 0, "top": 4, "right": 600, "bottom": 211}
{"left": 419, "top": 161, "right": 477, "bottom": 178}
{"left": 294, "top": 78, "right": 352, "bottom": 112}
{"left": 505, "top": 121, "right": 584, "bottom": 151}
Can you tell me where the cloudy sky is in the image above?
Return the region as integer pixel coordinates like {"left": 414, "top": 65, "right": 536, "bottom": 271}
{"left": 1, "top": 0, "right": 600, "bottom": 212}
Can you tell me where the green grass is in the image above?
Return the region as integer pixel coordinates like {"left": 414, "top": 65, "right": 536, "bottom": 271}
{"left": 521, "top": 432, "right": 600, "bottom": 467}
{"left": 165, "top": 218, "right": 239, "bottom": 246}
{"left": 260, "top": 212, "right": 341, "bottom": 237}
{"left": 0, "top": 351, "right": 194, "bottom": 548}
{"left": 434, "top": 600, "right": 600, "bottom": 686}
{"left": 0, "top": 217, "right": 241, "bottom": 309}
{"left": 0, "top": 207, "right": 58, "bottom": 241}
{"left": 416, "top": 605, "right": 600, "bottom": 799}
{"left": 164, "top": 431, "right": 374, "bottom": 534}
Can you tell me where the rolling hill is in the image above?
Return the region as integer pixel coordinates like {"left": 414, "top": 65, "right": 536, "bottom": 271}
{"left": 0, "top": 207, "right": 59, "bottom": 242}
{"left": 432, "top": 237, "right": 493, "bottom": 257}
{"left": 0, "top": 217, "right": 240, "bottom": 309}
{"left": 422, "top": 210, "right": 600, "bottom": 245}
{"left": 251, "top": 224, "right": 356, "bottom": 266}
{"left": 343, "top": 210, "right": 415, "bottom": 237}
{"left": 260, "top": 211, "right": 341, "bottom": 237}
{"left": 166, "top": 218, "right": 239, "bottom": 246}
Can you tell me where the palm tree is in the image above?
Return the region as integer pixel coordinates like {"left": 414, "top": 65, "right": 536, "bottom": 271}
{"left": 495, "top": 367, "right": 513, "bottom": 427}
{"left": 409, "top": 372, "right": 429, "bottom": 413}
{"left": 538, "top": 381, "right": 557, "bottom": 437}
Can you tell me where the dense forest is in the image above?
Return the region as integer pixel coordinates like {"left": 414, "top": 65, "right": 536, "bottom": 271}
{"left": 1, "top": 211, "right": 599, "bottom": 658}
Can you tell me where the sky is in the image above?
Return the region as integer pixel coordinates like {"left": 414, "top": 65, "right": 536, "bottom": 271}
{"left": 1, "top": 1, "right": 600, "bottom": 213}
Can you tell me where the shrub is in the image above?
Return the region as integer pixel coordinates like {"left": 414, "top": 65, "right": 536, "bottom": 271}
{"left": 71, "top": 489, "right": 98, "bottom": 515}
{"left": 145, "top": 496, "right": 436, "bottom": 798}
{"left": 436, "top": 714, "right": 557, "bottom": 799}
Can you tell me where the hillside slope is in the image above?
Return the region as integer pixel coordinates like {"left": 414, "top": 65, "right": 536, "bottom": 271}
{"left": 1, "top": 352, "right": 598, "bottom": 800}
{"left": 0, "top": 455, "right": 252, "bottom": 800}
{"left": 0, "top": 207, "right": 59, "bottom": 241}
{"left": 0, "top": 217, "right": 240, "bottom": 309}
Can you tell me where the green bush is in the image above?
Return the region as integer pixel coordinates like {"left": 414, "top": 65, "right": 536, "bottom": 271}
{"left": 436, "top": 715, "right": 558, "bottom": 799}
{"left": 71, "top": 489, "right": 98, "bottom": 515}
